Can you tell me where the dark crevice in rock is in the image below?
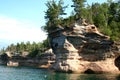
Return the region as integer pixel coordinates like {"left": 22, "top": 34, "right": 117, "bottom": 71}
{"left": 115, "top": 56, "right": 120, "bottom": 70}
{"left": 84, "top": 69, "right": 95, "bottom": 74}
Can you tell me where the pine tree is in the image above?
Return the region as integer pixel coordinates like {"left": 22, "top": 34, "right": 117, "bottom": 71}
{"left": 44, "top": 0, "right": 67, "bottom": 32}
{"left": 71, "top": 0, "right": 86, "bottom": 19}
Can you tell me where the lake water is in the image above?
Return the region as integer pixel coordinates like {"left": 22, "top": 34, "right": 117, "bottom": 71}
{"left": 0, "top": 65, "right": 120, "bottom": 80}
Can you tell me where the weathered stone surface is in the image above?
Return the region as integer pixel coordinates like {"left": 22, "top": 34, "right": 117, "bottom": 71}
{"left": 0, "top": 49, "right": 55, "bottom": 68}
{"left": 49, "top": 19, "right": 120, "bottom": 73}
{"left": 7, "top": 61, "right": 19, "bottom": 67}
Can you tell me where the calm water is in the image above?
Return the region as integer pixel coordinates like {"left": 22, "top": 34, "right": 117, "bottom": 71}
{"left": 0, "top": 65, "right": 120, "bottom": 80}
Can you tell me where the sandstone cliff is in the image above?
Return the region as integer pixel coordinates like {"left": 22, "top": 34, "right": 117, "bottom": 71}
{"left": 0, "top": 49, "right": 55, "bottom": 68}
{"left": 49, "top": 19, "right": 120, "bottom": 73}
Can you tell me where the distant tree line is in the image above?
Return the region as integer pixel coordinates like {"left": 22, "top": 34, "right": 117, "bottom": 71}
{"left": 0, "top": 39, "right": 50, "bottom": 57}
{"left": 43, "top": 0, "right": 120, "bottom": 41}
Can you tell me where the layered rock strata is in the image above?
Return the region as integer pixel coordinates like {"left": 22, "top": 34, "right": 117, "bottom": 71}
{"left": 49, "top": 20, "right": 120, "bottom": 73}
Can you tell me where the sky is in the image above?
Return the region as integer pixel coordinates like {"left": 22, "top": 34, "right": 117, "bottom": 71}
{"left": 0, "top": 0, "right": 109, "bottom": 49}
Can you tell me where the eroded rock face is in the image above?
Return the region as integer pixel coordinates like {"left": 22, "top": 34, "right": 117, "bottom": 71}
{"left": 49, "top": 19, "right": 120, "bottom": 73}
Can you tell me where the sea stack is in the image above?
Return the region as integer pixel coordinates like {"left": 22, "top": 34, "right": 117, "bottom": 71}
{"left": 49, "top": 18, "right": 120, "bottom": 73}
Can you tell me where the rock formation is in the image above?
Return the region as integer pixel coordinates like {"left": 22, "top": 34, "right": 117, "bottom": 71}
{"left": 49, "top": 19, "right": 120, "bottom": 73}
{"left": 0, "top": 49, "right": 55, "bottom": 68}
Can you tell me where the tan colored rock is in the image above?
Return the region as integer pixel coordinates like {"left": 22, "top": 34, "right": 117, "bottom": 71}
{"left": 5, "top": 51, "right": 13, "bottom": 58}
{"left": 49, "top": 19, "right": 120, "bottom": 73}
{"left": 7, "top": 61, "right": 19, "bottom": 67}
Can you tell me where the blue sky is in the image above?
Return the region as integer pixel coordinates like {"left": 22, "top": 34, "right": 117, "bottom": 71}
{"left": 0, "top": 0, "right": 108, "bottom": 49}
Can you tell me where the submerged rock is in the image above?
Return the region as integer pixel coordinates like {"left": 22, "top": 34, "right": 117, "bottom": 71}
{"left": 49, "top": 19, "right": 120, "bottom": 73}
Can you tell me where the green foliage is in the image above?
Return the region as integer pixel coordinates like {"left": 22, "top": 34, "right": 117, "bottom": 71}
{"left": 0, "top": 38, "right": 50, "bottom": 58}
{"left": 42, "top": 38, "right": 50, "bottom": 49}
{"left": 43, "top": 0, "right": 67, "bottom": 32}
{"left": 0, "top": 48, "right": 5, "bottom": 55}
{"left": 100, "top": 27, "right": 112, "bottom": 36}
{"left": 61, "top": 15, "right": 75, "bottom": 27}
{"left": 91, "top": 1, "right": 120, "bottom": 41}
{"left": 28, "top": 49, "right": 39, "bottom": 58}
{"left": 71, "top": 0, "right": 86, "bottom": 19}
{"left": 42, "top": 0, "right": 120, "bottom": 41}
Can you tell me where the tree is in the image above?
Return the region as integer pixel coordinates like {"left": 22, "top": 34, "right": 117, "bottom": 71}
{"left": 19, "top": 42, "right": 25, "bottom": 51}
{"left": 107, "top": 1, "right": 120, "bottom": 40}
{"left": 91, "top": 2, "right": 109, "bottom": 31}
{"left": 26, "top": 41, "right": 31, "bottom": 51}
{"left": 108, "top": 2, "right": 119, "bottom": 24}
{"left": 16, "top": 43, "right": 20, "bottom": 53}
{"left": 9, "top": 44, "right": 16, "bottom": 52}
{"left": 42, "top": 38, "right": 50, "bottom": 49}
{"left": 71, "top": 0, "right": 86, "bottom": 19}
{"left": 44, "top": 0, "right": 67, "bottom": 32}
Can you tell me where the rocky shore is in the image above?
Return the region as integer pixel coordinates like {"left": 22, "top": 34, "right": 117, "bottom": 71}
{"left": 0, "top": 49, "right": 55, "bottom": 68}
{"left": 49, "top": 19, "right": 120, "bottom": 73}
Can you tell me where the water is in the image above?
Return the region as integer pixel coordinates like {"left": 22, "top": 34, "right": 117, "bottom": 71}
{"left": 0, "top": 65, "right": 120, "bottom": 80}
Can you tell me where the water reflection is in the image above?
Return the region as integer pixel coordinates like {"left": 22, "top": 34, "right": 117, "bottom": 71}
{"left": 47, "top": 72, "right": 120, "bottom": 80}
{"left": 0, "top": 65, "right": 120, "bottom": 80}
{"left": 78, "top": 74, "right": 118, "bottom": 80}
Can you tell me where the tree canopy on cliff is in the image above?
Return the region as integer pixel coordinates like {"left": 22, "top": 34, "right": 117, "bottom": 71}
{"left": 43, "top": 0, "right": 120, "bottom": 41}
{"left": 43, "top": 0, "right": 67, "bottom": 32}
{"left": 71, "top": 0, "right": 86, "bottom": 19}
